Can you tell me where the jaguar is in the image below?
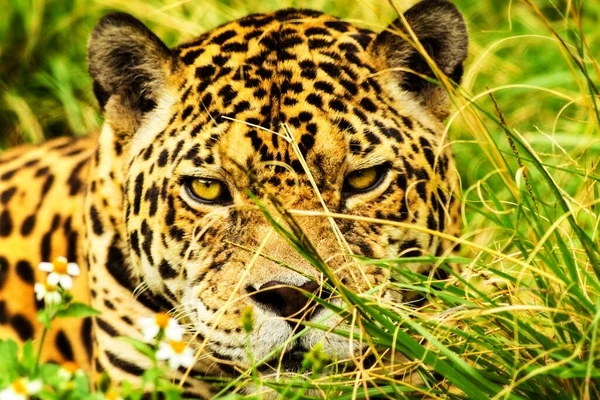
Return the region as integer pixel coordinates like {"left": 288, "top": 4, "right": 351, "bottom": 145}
{"left": 0, "top": 0, "right": 467, "bottom": 397}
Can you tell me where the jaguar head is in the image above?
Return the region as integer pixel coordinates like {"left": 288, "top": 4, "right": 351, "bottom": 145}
{"left": 86, "top": 0, "right": 467, "bottom": 376}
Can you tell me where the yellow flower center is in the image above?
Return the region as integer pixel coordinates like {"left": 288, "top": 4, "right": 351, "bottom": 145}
{"left": 12, "top": 378, "right": 27, "bottom": 394}
{"left": 106, "top": 390, "right": 119, "bottom": 400}
{"left": 169, "top": 340, "right": 187, "bottom": 354}
{"left": 53, "top": 257, "right": 69, "bottom": 274}
{"left": 155, "top": 312, "right": 171, "bottom": 329}
{"left": 44, "top": 281, "right": 58, "bottom": 292}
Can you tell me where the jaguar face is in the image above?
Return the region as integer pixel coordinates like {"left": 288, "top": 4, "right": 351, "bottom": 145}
{"left": 87, "top": 1, "right": 467, "bottom": 374}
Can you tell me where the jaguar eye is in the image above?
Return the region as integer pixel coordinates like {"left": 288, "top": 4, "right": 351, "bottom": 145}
{"left": 185, "top": 178, "right": 231, "bottom": 204}
{"left": 344, "top": 165, "right": 388, "bottom": 194}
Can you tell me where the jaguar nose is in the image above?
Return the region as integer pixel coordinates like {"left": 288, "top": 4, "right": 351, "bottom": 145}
{"left": 249, "top": 280, "right": 325, "bottom": 327}
{"left": 289, "top": 347, "right": 306, "bottom": 362}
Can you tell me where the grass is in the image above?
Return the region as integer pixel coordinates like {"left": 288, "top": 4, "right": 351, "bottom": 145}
{"left": 1, "top": 0, "right": 600, "bottom": 399}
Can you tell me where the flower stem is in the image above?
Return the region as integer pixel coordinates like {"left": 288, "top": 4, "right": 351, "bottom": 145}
{"left": 152, "top": 335, "right": 160, "bottom": 400}
{"left": 35, "top": 327, "right": 48, "bottom": 372}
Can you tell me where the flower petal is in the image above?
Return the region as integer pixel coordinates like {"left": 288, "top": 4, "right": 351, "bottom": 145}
{"left": 179, "top": 350, "right": 195, "bottom": 368}
{"left": 164, "top": 324, "right": 184, "bottom": 341}
{"left": 47, "top": 272, "right": 60, "bottom": 286}
{"left": 168, "top": 356, "right": 181, "bottom": 370}
{"left": 59, "top": 274, "right": 73, "bottom": 290}
{"left": 25, "top": 379, "right": 42, "bottom": 394}
{"left": 0, "top": 387, "right": 21, "bottom": 400}
{"left": 38, "top": 262, "right": 53, "bottom": 272}
{"left": 156, "top": 343, "right": 172, "bottom": 361}
{"left": 58, "top": 368, "right": 73, "bottom": 381}
{"left": 142, "top": 325, "right": 160, "bottom": 342}
{"left": 34, "top": 283, "right": 45, "bottom": 300}
{"left": 47, "top": 292, "right": 62, "bottom": 305}
{"left": 67, "top": 263, "right": 80, "bottom": 276}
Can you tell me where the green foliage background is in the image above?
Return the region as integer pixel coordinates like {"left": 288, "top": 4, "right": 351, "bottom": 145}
{"left": 2, "top": 0, "right": 600, "bottom": 398}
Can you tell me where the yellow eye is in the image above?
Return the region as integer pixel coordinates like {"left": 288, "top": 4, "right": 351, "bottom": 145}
{"left": 344, "top": 165, "right": 387, "bottom": 194}
{"left": 186, "top": 178, "right": 231, "bottom": 203}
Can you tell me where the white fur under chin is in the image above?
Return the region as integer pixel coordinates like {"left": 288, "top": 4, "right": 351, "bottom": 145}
{"left": 184, "top": 286, "right": 366, "bottom": 367}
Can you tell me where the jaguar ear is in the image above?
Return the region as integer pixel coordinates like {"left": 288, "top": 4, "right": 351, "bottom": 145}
{"left": 88, "top": 12, "right": 175, "bottom": 135}
{"left": 371, "top": 0, "right": 468, "bottom": 119}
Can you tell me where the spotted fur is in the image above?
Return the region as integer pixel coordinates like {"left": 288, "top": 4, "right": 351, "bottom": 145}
{"left": 0, "top": 1, "right": 467, "bottom": 397}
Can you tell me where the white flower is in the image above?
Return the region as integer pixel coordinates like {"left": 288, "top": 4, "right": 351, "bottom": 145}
{"left": 39, "top": 256, "right": 80, "bottom": 290}
{"left": 34, "top": 282, "right": 62, "bottom": 306}
{"left": 156, "top": 340, "right": 195, "bottom": 370}
{"left": 58, "top": 361, "right": 82, "bottom": 380}
{"left": 138, "top": 313, "right": 184, "bottom": 342}
{"left": 0, "top": 378, "right": 42, "bottom": 400}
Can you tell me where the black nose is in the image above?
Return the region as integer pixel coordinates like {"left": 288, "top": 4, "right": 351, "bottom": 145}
{"left": 249, "top": 280, "right": 325, "bottom": 326}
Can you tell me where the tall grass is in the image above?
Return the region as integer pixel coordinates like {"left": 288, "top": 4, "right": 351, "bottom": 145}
{"left": 1, "top": 0, "right": 599, "bottom": 399}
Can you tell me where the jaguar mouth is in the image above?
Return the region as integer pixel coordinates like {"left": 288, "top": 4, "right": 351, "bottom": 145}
{"left": 257, "top": 346, "right": 306, "bottom": 374}
{"left": 211, "top": 346, "right": 308, "bottom": 375}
